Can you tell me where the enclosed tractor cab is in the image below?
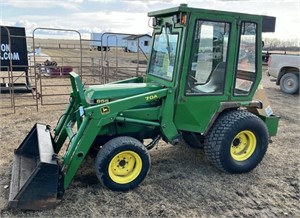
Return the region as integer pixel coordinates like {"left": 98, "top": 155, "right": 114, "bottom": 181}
{"left": 8, "top": 4, "right": 279, "bottom": 210}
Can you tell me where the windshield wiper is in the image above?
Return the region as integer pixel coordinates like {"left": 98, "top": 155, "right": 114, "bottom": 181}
{"left": 164, "top": 23, "right": 171, "bottom": 58}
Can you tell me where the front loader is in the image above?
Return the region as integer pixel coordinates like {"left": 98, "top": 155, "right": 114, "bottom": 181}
{"left": 8, "top": 4, "right": 279, "bottom": 210}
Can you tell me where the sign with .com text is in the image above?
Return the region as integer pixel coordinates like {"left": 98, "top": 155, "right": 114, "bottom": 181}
{"left": 0, "top": 26, "right": 28, "bottom": 72}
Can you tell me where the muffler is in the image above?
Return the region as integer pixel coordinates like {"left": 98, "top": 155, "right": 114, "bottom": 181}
{"left": 8, "top": 123, "right": 63, "bottom": 210}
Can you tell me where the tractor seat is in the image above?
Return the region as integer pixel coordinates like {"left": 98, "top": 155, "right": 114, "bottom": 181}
{"left": 196, "top": 62, "right": 226, "bottom": 93}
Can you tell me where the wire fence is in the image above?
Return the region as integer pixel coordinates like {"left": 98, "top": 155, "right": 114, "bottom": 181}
{"left": 0, "top": 27, "right": 148, "bottom": 114}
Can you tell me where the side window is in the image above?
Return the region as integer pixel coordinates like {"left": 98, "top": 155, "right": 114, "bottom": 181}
{"left": 186, "top": 20, "right": 230, "bottom": 95}
{"left": 234, "top": 22, "right": 257, "bottom": 95}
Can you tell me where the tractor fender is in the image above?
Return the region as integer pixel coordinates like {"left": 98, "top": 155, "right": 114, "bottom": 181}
{"left": 203, "top": 101, "right": 262, "bottom": 136}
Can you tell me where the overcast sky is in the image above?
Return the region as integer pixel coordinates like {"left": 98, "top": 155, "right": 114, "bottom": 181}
{"left": 0, "top": 0, "right": 299, "bottom": 40}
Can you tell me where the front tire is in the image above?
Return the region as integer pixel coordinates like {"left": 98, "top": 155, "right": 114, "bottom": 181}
{"left": 280, "top": 72, "right": 299, "bottom": 94}
{"left": 204, "top": 110, "right": 269, "bottom": 173}
{"left": 95, "top": 136, "right": 150, "bottom": 191}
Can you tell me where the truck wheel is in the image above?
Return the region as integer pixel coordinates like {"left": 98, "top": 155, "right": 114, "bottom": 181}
{"left": 95, "top": 136, "right": 150, "bottom": 191}
{"left": 204, "top": 110, "right": 269, "bottom": 173}
{"left": 280, "top": 72, "right": 299, "bottom": 94}
{"left": 182, "top": 131, "right": 204, "bottom": 149}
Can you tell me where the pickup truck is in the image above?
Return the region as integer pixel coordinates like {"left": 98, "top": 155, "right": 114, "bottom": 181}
{"left": 267, "top": 54, "right": 300, "bottom": 94}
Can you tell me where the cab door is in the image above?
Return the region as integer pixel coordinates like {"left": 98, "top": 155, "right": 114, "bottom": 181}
{"left": 174, "top": 12, "right": 237, "bottom": 133}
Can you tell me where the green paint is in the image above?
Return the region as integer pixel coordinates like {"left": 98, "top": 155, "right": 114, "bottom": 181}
{"left": 52, "top": 4, "right": 278, "bottom": 191}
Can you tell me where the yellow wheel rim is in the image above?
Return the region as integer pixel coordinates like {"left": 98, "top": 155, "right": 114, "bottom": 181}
{"left": 108, "top": 151, "right": 142, "bottom": 184}
{"left": 230, "top": 130, "right": 256, "bottom": 161}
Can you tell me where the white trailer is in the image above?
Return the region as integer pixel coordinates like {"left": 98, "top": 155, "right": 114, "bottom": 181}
{"left": 90, "top": 33, "right": 131, "bottom": 51}
{"left": 123, "top": 34, "right": 152, "bottom": 54}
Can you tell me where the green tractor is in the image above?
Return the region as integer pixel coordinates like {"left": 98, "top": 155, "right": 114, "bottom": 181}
{"left": 8, "top": 4, "right": 279, "bottom": 210}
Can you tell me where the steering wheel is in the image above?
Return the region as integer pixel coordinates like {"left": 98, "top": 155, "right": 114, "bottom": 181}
{"left": 188, "top": 75, "right": 197, "bottom": 83}
{"left": 187, "top": 74, "right": 198, "bottom": 91}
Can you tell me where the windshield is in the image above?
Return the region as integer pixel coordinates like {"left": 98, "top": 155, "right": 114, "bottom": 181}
{"left": 148, "top": 26, "right": 178, "bottom": 80}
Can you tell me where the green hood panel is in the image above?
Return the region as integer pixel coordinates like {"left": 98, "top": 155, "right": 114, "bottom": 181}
{"left": 85, "top": 83, "right": 163, "bottom": 102}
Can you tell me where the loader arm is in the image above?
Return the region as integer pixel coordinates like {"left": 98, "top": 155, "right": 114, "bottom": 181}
{"left": 60, "top": 85, "right": 179, "bottom": 189}
{"left": 53, "top": 72, "right": 86, "bottom": 153}
{"left": 69, "top": 72, "right": 87, "bottom": 107}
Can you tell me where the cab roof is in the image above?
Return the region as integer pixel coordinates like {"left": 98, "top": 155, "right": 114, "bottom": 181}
{"left": 148, "top": 4, "right": 276, "bottom": 32}
{"left": 148, "top": 3, "right": 258, "bottom": 18}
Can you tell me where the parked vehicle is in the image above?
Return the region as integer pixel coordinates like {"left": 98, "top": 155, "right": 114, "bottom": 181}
{"left": 267, "top": 54, "right": 300, "bottom": 94}
{"left": 8, "top": 4, "right": 279, "bottom": 210}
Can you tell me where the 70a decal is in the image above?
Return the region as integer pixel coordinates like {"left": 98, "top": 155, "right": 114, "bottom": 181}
{"left": 145, "top": 94, "right": 158, "bottom": 101}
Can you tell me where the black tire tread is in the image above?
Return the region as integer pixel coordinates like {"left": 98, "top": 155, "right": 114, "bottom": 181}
{"left": 280, "top": 72, "right": 299, "bottom": 94}
{"left": 204, "top": 110, "right": 268, "bottom": 173}
{"left": 95, "top": 136, "right": 150, "bottom": 191}
{"left": 182, "top": 131, "right": 204, "bottom": 149}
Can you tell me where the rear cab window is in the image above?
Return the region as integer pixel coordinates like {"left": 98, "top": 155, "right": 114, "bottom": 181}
{"left": 234, "top": 22, "right": 257, "bottom": 95}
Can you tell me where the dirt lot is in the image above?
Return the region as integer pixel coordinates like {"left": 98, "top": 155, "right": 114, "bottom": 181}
{"left": 0, "top": 65, "right": 299, "bottom": 217}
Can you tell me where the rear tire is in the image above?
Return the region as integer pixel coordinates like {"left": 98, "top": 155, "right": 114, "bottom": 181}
{"left": 95, "top": 136, "right": 150, "bottom": 191}
{"left": 280, "top": 72, "right": 299, "bottom": 94}
{"left": 204, "top": 110, "right": 269, "bottom": 173}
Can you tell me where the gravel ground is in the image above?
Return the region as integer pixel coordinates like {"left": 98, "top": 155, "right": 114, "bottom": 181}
{"left": 0, "top": 66, "right": 299, "bottom": 217}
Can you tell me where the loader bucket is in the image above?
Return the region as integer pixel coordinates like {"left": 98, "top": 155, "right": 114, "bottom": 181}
{"left": 8, "top": 123, "right": 62, "bottom": 210}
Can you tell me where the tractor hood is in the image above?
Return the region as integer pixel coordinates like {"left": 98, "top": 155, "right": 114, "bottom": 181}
{"left": 85, "top": 83, "right": 163, "bottom": 104}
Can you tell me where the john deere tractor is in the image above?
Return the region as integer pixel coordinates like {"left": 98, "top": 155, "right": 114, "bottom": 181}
{"left": 8, "top": 4, "right": 279, "bottom": 210}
